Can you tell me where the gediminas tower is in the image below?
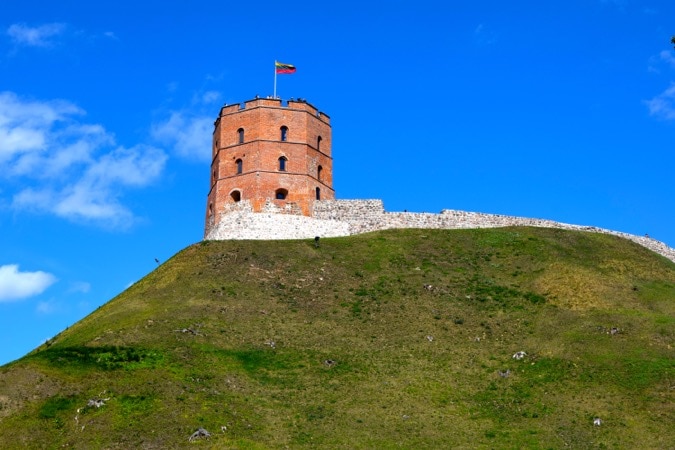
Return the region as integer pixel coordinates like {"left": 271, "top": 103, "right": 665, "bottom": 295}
{"left": 201, "top": 98, "right": 675, "bottom": 264}
{"left": 205, "top": 97, "right": 334, "bottom": 234}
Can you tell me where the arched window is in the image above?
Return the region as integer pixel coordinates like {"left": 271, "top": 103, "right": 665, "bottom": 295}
{"left": 280, "top": 126, "right": 288, "bottom": 142}
{"left": 317, "top": 136, "right": 322, "bottom": 151}
{"left": 235, "top": 159, "right": 243, "bottom": 174}
{"left": 275, "top": 188, "right": 288, "bottom": 200}
{"left": 278, "top": 156, "right": 287, "bottom": 172}
{"left": 315, "top": 187, "right": 321, "bottom": 200}
{"left": 237, "top": 128, "right": 244, "bottom": 144}
{"left": 230, "top": 190, "right": 241, "bottom": 202}
{"left": 209, "top": 203, "right": 213, "bottom": 216}
{"left": 317, "top": 165, "right": 323, "bottom": 181}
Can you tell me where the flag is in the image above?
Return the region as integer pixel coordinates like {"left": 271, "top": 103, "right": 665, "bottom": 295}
{"left": 275, "top": 61, "right": 296, "bottom": 74}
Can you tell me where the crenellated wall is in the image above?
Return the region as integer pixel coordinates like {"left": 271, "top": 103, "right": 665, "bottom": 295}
{"left": 204, "top": 199, "right": 675, "bottom": 263}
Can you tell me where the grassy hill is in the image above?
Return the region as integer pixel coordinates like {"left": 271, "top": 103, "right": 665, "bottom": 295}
{"left": 0, "top": 227, "right": 673, "bottom": 449}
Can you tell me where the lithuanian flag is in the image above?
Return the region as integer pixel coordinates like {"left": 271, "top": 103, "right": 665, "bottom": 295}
{"left": 275, "top": 61, "right": 296, "bottom": 74}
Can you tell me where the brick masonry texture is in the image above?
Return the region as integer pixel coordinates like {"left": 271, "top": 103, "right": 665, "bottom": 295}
{"left": 205, "top": 199, "right": 675, "bottom": 263}
{"left": 205, "top": 97, "right": 333, "bottom": 229}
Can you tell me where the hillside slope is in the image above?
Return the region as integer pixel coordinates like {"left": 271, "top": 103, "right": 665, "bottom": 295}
{"left": 0, "top": 227, "right": 673, "bottom": 449}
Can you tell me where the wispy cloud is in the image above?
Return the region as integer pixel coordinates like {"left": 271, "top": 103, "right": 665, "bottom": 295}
{"left": 647, "top": 50, "right": 675, "bottom": 74}
{"left": 68, "top": 281, "right": 91, "bottom": 294}
{"left": 0, "top": 92, "right": 167, "bottom": 228}
{"left": 36, "top": 300, "right": 58, "bottom": 314}
{"left": 152, "top": 113, "right": 213, "bottom": 161}
{"left": 474, "top": 23, "right": 498, "bottom": 46}
{"left": 6, "top": 22, "right": 66, "bottom": 47}
{"left": 600, "top": 0, "right": 628, "bottom": 9}
{"left": 0, "top": 264, "right": 57, "bottom": 302}
{"left": 0, "top": 93, "right": 83, "bottom": 163}
{"left": 152, "top": 90, "right": 221, "bottom": 162}
{"left": 645, "top": 84, "right": 675, "bottom": 120}
{"left": 200, "top": 91, "right": 221, "bottom": 104}
{"left": 12, "top": 144, "right": 167, "bottom": 227}
{"left": 660, "top": 50, "right": 675, "bottom": 68}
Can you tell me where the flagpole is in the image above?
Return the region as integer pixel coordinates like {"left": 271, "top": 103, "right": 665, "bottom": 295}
{"left": 273, "top": 60, "right": 277, "bottom": 99}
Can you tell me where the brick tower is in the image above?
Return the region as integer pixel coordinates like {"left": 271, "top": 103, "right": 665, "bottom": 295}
{"left": 205, "top": 97, "right": 334, "bottom": 236}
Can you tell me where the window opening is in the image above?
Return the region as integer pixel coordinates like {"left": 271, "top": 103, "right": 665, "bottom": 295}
{"left": 237, "top": 128, "right": 244, "bottom": 144}
{"left": 315, "top": 187, "right": 321, "bottom": 200}
{"left": 231, "top": 190, "right": 241, "bottom": 202}
{"left": 280, "top": 126, "right": 288, "bottom": 142}
{"left": 279, "top": 156, "right": 287, "bottom": 171}
{"left": 317, "top": 165, "right": 323, "bottom": 181}
{"left": 275, "top": 188, "right": 288, "bottom": 200}
{"left": 317, "top": 136, "right": 322, "bottom": 150}
{"left": 236, "top": 159, "right": 243, "bottom": 174}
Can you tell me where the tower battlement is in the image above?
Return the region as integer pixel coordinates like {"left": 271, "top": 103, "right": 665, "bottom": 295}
{"left": 216, "top": 98, "right": 330, "bottom": 124}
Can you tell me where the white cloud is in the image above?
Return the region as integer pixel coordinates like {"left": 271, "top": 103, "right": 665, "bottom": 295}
{"left": 36, "top": 301, "right": 58, "bottom": 314}
{"left": 14, "top": 185, "right": 134, "bottom": 225}
{"left": 87, "top": 145, "right": 166, "bottom": 186}
{"left": 152, "top": 112, "right": 213, "bottom": 161}
{"left": 11, "top": 124, "right": 111, "bottom": 178}
{"left": 660, "top": 50, "right": 675, "bottom": 68}
{"left": 12, "top": 144, "right": 167, "bottom": 226}
{"left": 166, "top": 82, "right": 179, "bottom": 93}
{"left": 6, "top": 22, "right": 66, "bottom": 47}
{"left": 646, "top": 84, "right": 675, "bottom": 120}
{"left": 474, "top": 23, "right": 498, "bottom": 46}
{"left": 647, "top": 50, "right": 675, "bottom": 74}
{"left": 0, "top": 264, "right": 57, "bottom": 302}
{"left": 0, "top": 91, "right": 168, "bottom": 228}
{"left": 0, "top": 92, "right": 83, "bottom": 163}
{"left": 151, "top": 89, "right": 221, "bottom": 162}
{"left": 200, "top": 91, "right": 221, "bottom": 104}
{"left": 68, "top": 281, "right": 91, "bottom": 294}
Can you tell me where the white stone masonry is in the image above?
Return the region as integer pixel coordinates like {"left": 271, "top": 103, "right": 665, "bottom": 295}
{"left": 204, "top": 199, "right": 675, "bottom": 263}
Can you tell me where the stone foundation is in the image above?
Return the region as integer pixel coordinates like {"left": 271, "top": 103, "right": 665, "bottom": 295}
{"left": 204, "top": 199, "right": 675, "bottom": 263}
{"left": 204, "top": 200, "right": 349, "bottom": 240}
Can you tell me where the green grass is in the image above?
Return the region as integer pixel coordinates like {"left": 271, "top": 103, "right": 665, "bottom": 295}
{"left": 32, "top": 345, "right": 164, "bottom": 372}
{"left": 38, "top": 395, "right": 78, "bottom": 419}
{"left": 0, "top": 227, "right": 673, "bottom": 449}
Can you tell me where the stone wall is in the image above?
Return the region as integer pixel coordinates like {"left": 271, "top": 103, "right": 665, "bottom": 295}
{"left": 205, "top": 199, "right": 675, "bottom": 263}
{"left": 205, "top": 200, "right": 349, "bottom": 241}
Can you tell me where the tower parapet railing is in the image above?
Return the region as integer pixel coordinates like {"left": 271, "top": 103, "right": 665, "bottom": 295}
{"left": 217, "top": 98, "right": 329, "bottom": 124}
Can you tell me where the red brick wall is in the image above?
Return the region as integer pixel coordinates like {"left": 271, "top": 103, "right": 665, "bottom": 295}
{"left": 205, "top": 98, "right": 334, "bottom": 229}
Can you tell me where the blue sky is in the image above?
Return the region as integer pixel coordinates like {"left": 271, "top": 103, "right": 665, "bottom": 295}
{"left": 1, "top": 0, "right": 674, "bottom": 365}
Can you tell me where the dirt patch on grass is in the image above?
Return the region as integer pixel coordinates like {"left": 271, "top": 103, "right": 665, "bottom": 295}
{"left": 0, "top": 366, "right": 66, "bottom": 418}
{"left": 533, "top": 263, "right": 617, "bottom": 310}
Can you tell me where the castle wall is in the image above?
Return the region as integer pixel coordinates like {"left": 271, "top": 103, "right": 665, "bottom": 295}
{"left": 204, "top": 200, "right": 349, "bottom": 240}
{"left": 205, "top": 199, "right": 675, "bottom": 263}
